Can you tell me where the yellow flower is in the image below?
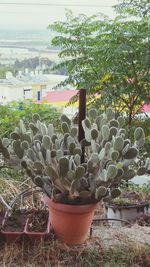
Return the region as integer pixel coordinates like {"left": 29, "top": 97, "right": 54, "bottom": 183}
{"left": 146, "top": 135, "right": 150, "bottom": 141}
{"left": 101, "top": 73, "right": 110, "bottom": 83}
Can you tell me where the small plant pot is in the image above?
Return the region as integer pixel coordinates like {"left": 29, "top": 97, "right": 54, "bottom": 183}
{"left": 45, "top": 197, "right": 98, "bottom": 245}
{"left": 0, "top": 211, "right": 5, "bottom": 229}
{"left": 24, "top": 210, "right": 50, "bottom": 242}
{"left": 0, "top": 211, "right": 5, "bottom": 240}
{"left": 1, "top": 210, "right": 28, "bottom": 242}
{"left": 105, "top": 202, "right": 149, "bottom": 226}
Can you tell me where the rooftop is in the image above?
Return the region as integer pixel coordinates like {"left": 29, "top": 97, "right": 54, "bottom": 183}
{"left": 0, "top": 71, "right": 68, "bottom": 87}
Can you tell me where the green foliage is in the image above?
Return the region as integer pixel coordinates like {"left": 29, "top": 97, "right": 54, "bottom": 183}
{"left": 1, "top": 107, "right": 149, "bottom": 205}
{"left": 127, "top": 181, "right": 150, "bottom": 199}
{"left": 128, "top": 116, "right": 150, "bottom": 156}
{"left": 0, "top": 65, "right": 16, "bottom": 79}
{"left": 14, "top": 57, "right": 54, "bottom": 71}
{"left": 110, "top": 181, "right": 150, "bottom": 205}
{"left": 0, "top": 57, "right": 66, "bottom": 77}
{"left": 115, "top": 0, "right": 150, "bottom": 18}
{"left": 48, "top": 4, "right": 150, "bottom": 127}
{"left": 0, "top": 101, "right": 60, "bottom": 138}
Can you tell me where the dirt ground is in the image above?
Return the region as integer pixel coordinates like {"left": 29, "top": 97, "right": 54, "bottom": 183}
{"left": 0, "top": 224, "right": 150, "bottom": 267}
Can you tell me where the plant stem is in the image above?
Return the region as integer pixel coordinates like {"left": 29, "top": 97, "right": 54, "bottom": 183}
{"left": 78, "top": 89, "right": 86, "bottom": 163}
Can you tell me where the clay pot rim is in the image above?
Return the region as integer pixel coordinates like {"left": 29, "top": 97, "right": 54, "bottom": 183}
{"left": 1, "top": 229, "right": 24, "bottom": 234}
{"left": 45, "top": 197, "right": 99, "bottom": 214}
{"left": 24, "top": 217, "right": 50, "bottom": 235}
{"left": 105, "top": 201, "right": 149, "bottom": 210}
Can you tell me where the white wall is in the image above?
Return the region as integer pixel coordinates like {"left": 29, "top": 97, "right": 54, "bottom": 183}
{"left": 0, "top": 85, "right": 24, "bottom": 103}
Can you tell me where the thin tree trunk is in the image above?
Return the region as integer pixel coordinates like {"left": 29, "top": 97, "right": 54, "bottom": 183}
{"left": 128, "top": 109, "right": 133, "bottom": 138}
{"left": 78, "top": 89, "right": 86, "bottom": 163}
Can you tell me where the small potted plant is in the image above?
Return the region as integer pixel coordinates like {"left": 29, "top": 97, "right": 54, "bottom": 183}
{"left": 0, "top": 195, "right": 11, "bottom": 240}
{"left": 0, "top": 212, "right": 3, "bottom": 231}
{"left": 104, "top": 182, "right": 150, "bottom": 225}
{"left": 0, "top": 205, "right": 4, "bottom": 240}
{"left": 1, "top": 209, "right": 28, "bottom": 242}
{"left": 0, "top": 107, "right": 150, "bottom": 244}
{"left": 0, "top": 203, "right": 5, "bottom": 229}
{"left": 24, "top": 208, "right": 50, "bottom": 242}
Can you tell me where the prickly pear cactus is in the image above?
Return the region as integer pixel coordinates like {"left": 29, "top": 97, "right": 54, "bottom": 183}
{"left": 1, "top": 108, "right": 149, "bottom": 205}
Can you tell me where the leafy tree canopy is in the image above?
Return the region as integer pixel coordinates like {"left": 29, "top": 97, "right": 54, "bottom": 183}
{"left": 48, "top": 0, "right": 150, "bottom": 128}
{"left": 115, "top": 0, "right": 150, "bottom": 18}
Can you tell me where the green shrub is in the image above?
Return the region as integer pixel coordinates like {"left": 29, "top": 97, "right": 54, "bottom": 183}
{"left": 129, "top": 116, "right": 150, "bottom": 157}
{"left": 0, "top": 101, "right": 60, "bottom": 138}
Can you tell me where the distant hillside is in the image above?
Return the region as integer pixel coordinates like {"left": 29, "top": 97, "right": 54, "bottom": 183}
{"left": 0, "top": 29, "right": 56, "bottom": 49}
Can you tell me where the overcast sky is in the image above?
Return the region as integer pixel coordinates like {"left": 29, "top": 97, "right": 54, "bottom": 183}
{"left": 0, "top": 0, "right": 118, "bottom": 30}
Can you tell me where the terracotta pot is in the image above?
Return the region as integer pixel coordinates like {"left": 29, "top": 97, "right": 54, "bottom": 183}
{"left": 45, "top": 197, "right": 98, "bottom": 245}
{"left": 1, "top": 229, "right": 24, "bottom": 242}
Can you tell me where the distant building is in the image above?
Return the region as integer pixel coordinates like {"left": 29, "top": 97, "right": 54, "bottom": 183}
{"left": 2, "top": 71, "right": 149, "bottom": 117}
{"left": 0, "top": 70, "right": 69, "bottom": 104}
{"left": 43, "top": 89, "right": 78, "bottom": 116}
